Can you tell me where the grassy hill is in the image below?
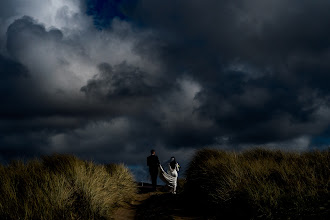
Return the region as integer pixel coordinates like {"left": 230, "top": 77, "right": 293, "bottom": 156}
{"left": 184, "top": 148, "right": 330, "bottom": 219}
{"left": 0, "top": 154, "right": 136, "bottom": 220}
{"left": 1, "top": 148, "right": 329, "bottom": 219}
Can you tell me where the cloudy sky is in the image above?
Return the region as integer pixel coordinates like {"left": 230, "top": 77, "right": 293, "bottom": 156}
{"left": 1, "top": 0, "right": 330, "bottom": 180}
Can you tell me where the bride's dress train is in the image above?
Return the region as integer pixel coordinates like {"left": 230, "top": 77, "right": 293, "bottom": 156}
{"left": 158, "top": 164, "right": 179, "bottom": 193}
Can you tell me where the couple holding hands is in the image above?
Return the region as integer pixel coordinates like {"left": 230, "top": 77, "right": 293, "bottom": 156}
{"left": 147, "top": 149, "right": 180, "bottom": 194}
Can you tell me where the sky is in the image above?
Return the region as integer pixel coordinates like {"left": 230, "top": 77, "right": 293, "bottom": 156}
{"left": 1, "top": 0, "right": 330, "bottom": 181}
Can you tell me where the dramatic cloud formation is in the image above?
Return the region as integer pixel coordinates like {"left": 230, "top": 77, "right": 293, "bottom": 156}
{"left": 127, "top": 0, "right": 330, "bottom": 146}
{"left": 1, "top": 0, "right": 330, "bottom": 180}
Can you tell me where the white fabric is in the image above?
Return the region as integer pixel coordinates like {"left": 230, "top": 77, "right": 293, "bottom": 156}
{"left": 158, "top": 163, "right": 180, "bottom": 193}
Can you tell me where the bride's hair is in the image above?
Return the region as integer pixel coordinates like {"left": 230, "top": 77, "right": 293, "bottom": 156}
{"left": 170, "top": 157, "right": 176, "bottom": 169}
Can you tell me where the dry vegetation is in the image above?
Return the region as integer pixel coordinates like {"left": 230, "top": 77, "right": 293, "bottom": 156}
{"left": 185, "top": 148, "right": 330, "bottom": 219}
{"left": 0, "top": 154, "right": 137, "bottom": 220}
{"left": 1, "top": 149, "right": 329, "bottom": 219}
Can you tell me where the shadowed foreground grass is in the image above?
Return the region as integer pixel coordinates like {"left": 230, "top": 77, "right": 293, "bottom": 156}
{"left": 0, "top": 154, "right": 136, "bottom": 220}
{"left": 185, "top": 148, "right": 330, "bottom": 219}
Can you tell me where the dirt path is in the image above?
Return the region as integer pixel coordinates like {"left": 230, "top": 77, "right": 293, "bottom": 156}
{"left": 113, "top": 191, "right": 150, "bottom": 220}
{"left": 113, "top": 186, "right": 203, "bottom": 220}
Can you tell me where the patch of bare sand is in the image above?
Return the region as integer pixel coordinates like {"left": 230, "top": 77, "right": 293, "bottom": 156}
{"left": 113, "top": 186, "right": 203, "bottom": 220}
{"left": 113, "top": 187, "right": 159, "bottom": 220}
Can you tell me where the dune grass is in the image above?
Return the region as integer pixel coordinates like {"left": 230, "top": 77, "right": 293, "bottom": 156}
{"left": 185, "top": 148, "right": 330, "bottom": 219}
{"left": 0, "top": 154, "right": 137, "bottom": 220}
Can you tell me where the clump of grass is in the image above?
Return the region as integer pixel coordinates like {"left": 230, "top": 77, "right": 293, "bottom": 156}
{"left": 0, "top": 154, "right": 137, "bottom": 219}
{"left": 185, "top": 148, "right": 330, "bottom": 219}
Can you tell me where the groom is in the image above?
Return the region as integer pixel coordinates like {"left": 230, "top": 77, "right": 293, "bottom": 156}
{"left": 147, "top": 149, "right": 160, "bottom": 191}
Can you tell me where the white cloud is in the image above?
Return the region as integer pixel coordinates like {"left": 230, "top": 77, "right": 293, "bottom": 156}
{"left": 2, "top": 1, "right": 160, "bottom": 102}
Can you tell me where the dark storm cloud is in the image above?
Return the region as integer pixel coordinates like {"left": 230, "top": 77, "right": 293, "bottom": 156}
{"left": 0, "top": 42, "right": 51, "bottom": 161}
{"left": 2, "top": 16, "right": 100, "bottom": 120}
{"left": 1, "top": 0, "right": 330, "bottom": 167}
{"left": 127, "top": 0, "right": 330, "bottom": 81}
{"left": 0, "top": 14, "right": 211, "bottom": 163}
{"left": 0, "top": 16, "right": 93, "bottom": 160}
{"left": 81, "top": 62, "right": 154, "bottom": 99}
{"left": 0, "top": 53, "right": 31, "bottom": 118}
{"left": 6, "top": 16, "right": 64, "bottom": 59}
{"left": 1, "top": 16, "right": 60, "bottom": 118}
{"left": 130, "top": 0, "right": 330, "bottom": 56}
{"left": 80, "top": 62, "right": 217, "bottom": 148}
{"left": 118, "top": 0, "right": 330, "bottom": 145}
{"left": 0, "top": 131, "right": 51, "bottom": 162}
{"left": 0, "top": 55, "right": 28, "bottom": 79}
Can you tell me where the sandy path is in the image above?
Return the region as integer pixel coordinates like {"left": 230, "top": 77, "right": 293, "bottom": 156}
{"left": 113, "top": 186, "right": 203, "bottom": 220}
{"left": 112, "top": 193, "right": 148, "bottom": 219}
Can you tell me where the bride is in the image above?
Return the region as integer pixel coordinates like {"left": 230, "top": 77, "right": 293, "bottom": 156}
{"left": 158, "top": 156, "right": 180, "bottom": 194}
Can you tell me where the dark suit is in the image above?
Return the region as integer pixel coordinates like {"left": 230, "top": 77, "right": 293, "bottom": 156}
{"left": 147, "top": 154, "right": 160, "bottom": 190}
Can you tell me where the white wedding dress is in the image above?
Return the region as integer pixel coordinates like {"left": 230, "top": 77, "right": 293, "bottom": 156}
{"left": 158, "top": 163, "right": 180, "bottom": 194}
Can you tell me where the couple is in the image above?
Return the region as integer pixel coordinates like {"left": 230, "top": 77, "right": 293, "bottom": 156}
{"left": 147, "top": 149, "right": 180, "bottom": 194}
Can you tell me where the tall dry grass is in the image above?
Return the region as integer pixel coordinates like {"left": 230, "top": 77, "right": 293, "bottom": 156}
{"left": 0, "top": 154, "right": 137, "bottom": 220}
{"left": 185, "top": 148, "right": 330, "bottom": 219}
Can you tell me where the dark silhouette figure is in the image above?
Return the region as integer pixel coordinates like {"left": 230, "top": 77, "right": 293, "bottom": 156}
{"left": 147, "top": 149, "right": 160, "bottom": 191}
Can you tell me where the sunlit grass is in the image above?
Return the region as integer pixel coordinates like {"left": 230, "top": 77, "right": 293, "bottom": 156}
{"left": 0, "top": 154, "right": 137, "bottom": 219}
